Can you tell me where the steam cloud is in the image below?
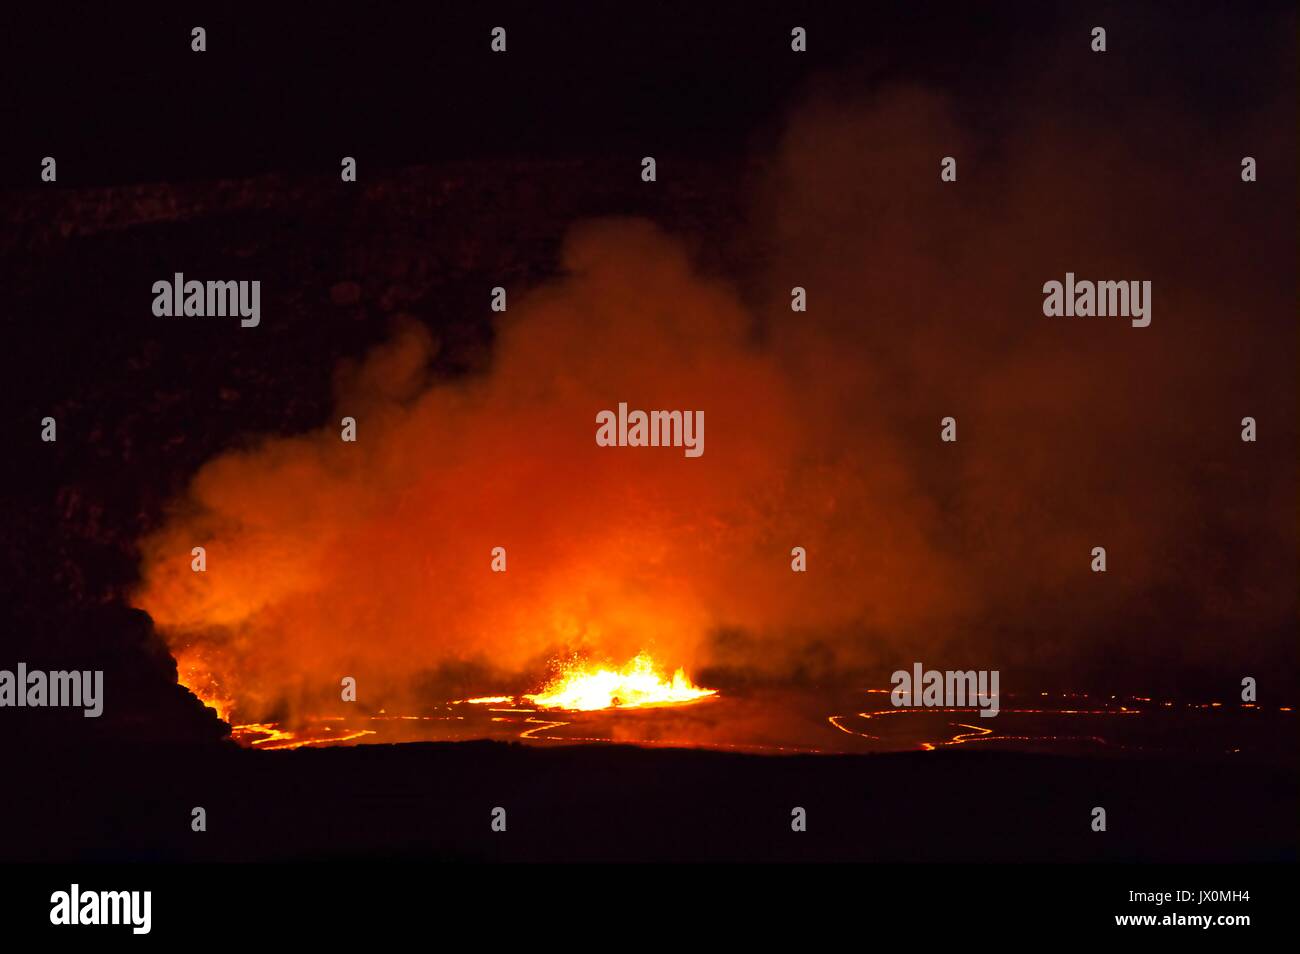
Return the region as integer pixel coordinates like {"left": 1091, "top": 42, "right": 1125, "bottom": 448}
{"left": 134, "top": 70, "right": 1296, "bottom": 720}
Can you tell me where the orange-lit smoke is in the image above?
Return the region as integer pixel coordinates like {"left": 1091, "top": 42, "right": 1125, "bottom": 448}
{"left": 134, "top": 70, "right": 1296, "bottom": 722}
{"left": 134, "top": 216, "right": 955, "bottom": 721}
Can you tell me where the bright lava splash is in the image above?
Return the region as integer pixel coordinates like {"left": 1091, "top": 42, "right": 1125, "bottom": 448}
{"left": 522, "top": 652, "right": 717, "bottom": 711}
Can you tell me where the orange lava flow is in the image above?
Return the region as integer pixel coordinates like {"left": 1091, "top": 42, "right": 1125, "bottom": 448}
{"left": 523, "top": 652, "right": 717, "bottom": 711}
{"left": 176, "top": 650, "right": 236, "bottom": 722}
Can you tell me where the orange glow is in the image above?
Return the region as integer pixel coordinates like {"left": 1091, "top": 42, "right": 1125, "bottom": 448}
{"left": 176, "top": 648, "right": 235, "bottom": 722}
{"left": 232, "top": 722, "right": 377, "bottom": 750}
{"left": 828, "top": 703, "right": 1137, "bottom": 751}
{"left": 523, "top": 652, "right": 717, "bottom": 711}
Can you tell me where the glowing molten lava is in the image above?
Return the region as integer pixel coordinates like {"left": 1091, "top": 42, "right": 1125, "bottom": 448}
{"left": 176, "top": 649, "right": 236, "bottom": 722}
{"left": 523, "top": 652, "right": 717, "bottom": 711}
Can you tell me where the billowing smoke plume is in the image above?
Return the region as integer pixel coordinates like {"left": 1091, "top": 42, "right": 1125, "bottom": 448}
{"left": 135, "top": 66, "right": 1296, "bottom": 720}
{"left": 135, "top": 218, "right": 920, "bottom": 719}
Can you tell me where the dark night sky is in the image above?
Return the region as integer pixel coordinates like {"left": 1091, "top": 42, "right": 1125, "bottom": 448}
{"left": 2, "top": 1, "right": 1289, "bottom": 185}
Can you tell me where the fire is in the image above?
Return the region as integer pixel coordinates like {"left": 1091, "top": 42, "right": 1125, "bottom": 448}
{"left": 523, "top": 652, "right": 717, "bottom": 711}
{"left": 176, "top": 649, "right": 235, "bottom": 722}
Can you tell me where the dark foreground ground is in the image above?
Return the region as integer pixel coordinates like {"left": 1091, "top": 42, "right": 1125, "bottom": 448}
{"left": 2, "top": 739, "right": 1293, "bottom": 863}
